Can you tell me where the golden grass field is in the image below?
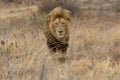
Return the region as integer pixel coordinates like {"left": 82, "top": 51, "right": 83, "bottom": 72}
{"left": 0, "top": 6, "right": 120, "bottom": 80}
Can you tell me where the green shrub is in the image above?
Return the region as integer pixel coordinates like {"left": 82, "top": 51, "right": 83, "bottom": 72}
{"left": 37, "top": 13, "right": 47, "bottom": 29}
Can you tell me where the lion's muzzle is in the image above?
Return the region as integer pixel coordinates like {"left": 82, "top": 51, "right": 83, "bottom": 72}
{"left": 57, "top": 30, "right": 65, "bottom": 38}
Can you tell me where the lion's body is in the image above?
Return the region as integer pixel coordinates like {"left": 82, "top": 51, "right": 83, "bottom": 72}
{"left": 44, "top": 7, "right": 71, "bottom": 62}
{"left": 45, "top": 29, "right": 68, "bottom": 52}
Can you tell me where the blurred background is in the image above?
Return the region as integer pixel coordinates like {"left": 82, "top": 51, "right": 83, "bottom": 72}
{"left": 0, "top": 0, "right": 120, "bottom": 15}
{"left": 0, "top": 0, "right": 120, "bottom": 80}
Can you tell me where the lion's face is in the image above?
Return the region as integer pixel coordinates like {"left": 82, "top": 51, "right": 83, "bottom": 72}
{"left": 49, "top": 17, "right": 70, "bottom": 40}
{"left": 53, "top": 18, "right": 67, "bottom": 38}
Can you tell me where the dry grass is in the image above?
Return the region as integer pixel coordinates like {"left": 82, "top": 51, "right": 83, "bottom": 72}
{"left": 0, "top": 5, "right": 38, "bottom": 19}
{"left": 0, "top": 8, "right": 120, "bottom": 80}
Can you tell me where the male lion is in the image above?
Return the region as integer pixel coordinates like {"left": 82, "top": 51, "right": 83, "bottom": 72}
{"left": 44, "top": 6, "right": 71, "bottom": 62}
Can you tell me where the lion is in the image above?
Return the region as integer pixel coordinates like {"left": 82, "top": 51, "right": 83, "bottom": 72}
{"left": 44, "top": 6, "right": 71, "bottom": 62}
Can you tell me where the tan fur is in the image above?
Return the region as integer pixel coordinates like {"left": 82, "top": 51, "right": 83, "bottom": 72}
{"left": 44, "top": 7, "right": 71, "bottom": 62}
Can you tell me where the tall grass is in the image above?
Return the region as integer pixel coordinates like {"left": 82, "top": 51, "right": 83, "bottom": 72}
{"left": 0, "top": 10, "right": 120, "bottom": 80}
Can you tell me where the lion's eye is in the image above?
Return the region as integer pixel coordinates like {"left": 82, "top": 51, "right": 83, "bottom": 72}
{"left": 62, "top": 23, "right": 65, "bottom": 25}
{"left": 55, "top": 23, "right": 58, "bottom": 25}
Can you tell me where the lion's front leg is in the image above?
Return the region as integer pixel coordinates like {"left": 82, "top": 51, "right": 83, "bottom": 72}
{"left": 57, "top": 50, "right": 66, "bottom": 62}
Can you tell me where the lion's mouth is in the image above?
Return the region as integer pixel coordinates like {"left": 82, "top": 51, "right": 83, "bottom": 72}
{"left": 58, "top": 34, "right": 64, "bottom": 38}
{"left": 57, "top": 32, "right": 65, "bottom": 38}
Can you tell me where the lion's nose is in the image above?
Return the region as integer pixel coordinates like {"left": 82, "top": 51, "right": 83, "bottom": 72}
{"left": 58, "top": 31, "right": 63, "bottom": 34}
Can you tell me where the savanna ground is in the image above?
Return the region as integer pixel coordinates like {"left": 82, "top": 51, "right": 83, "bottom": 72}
{"left": 0, "top": 0, "right": 120, "bottom": 80}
